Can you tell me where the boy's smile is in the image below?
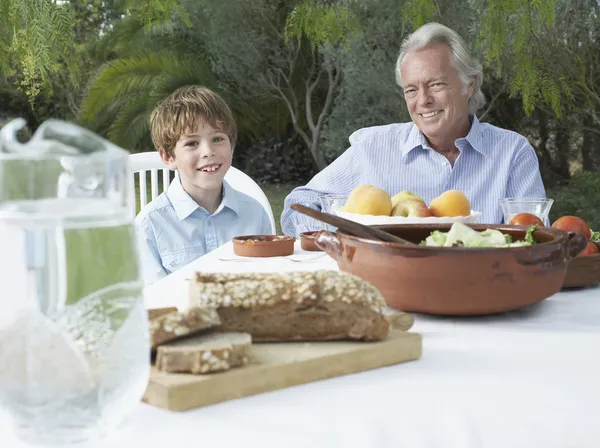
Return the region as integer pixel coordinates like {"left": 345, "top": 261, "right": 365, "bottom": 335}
{"left": 198, "top": 162, "right": 223, "bottom": 173}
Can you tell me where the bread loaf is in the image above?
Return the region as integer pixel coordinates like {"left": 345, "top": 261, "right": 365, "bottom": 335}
{"left": 384, "top": 309, "right": 414, "bottom": 331}
{"left": 148, "top": 307, "right": 178, "bottom": 320}
{"left": 155, "top": 332, "right": 251, "bottom": 374}
{"left": 189, "top": 271, "right": 390, "bottom": 341}
{"left": 150, "top": 306, "right": 221, "bottom": 349}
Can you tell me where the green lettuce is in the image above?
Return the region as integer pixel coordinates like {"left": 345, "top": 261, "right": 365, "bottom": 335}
{"left": 421, "top": 222, "right": 536, "bottom": 248}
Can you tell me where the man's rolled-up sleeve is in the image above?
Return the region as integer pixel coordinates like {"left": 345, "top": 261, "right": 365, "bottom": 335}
{"left": 280, "top": 144, "right": 361, "bottom": 237}
{"left": 506, "top": 141, "right": 546, "bottom": 199}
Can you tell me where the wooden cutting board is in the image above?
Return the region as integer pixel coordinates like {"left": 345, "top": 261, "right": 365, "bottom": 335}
{"left": 143, "top": 328, "right": 422, "bottom": 411}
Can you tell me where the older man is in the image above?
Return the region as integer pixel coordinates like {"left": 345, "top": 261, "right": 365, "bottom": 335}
{"left": 280, "top": 22, "right": 545, "bottom": 237}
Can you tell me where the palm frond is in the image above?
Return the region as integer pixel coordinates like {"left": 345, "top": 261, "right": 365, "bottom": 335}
{"left": 107, "top": 93, "right": 152, "bottom": 149}
{"left": 80, "top": 52, "right": 182, "bottom": 122}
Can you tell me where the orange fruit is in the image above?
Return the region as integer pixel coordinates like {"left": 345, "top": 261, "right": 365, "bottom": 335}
{"left": 551, "top": 216, "right": 591, "bottom": 240}
{"left": 509, "top": 213, "right": 544, "bottom": 226}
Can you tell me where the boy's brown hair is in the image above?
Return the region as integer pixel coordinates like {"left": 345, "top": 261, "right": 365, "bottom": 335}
{"left": 149, "top": 86, "right": 238, "bottom": 158}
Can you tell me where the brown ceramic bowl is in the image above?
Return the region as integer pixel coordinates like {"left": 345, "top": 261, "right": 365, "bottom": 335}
{"left": 315, "top": 224, "right": 587, "bottom": 316}
{"left": 562, "top": 241, "right": 600, "bottom": 289}
{"left": 232, "top": 235, "right": 295, "bottom": 257}
{"left": 300, "top": 231, "right": 323, "bottom": 252}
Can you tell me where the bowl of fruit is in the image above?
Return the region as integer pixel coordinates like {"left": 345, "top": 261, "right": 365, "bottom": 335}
{"left": 507, "top": 213, "right": 600, "bottom": 289}
{"left": 550, "top": 216, "right": 600, "bottom": 289}
{"left": 330, "top": 185, "right": 481, "bottom": 225}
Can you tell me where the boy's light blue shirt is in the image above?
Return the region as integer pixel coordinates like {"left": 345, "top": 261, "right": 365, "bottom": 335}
{"left": 135, "top": 176, "right": 272, "bottom": 284}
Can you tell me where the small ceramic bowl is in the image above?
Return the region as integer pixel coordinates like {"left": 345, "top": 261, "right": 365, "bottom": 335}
{"left": 562, "top": 241, "right": 600, "bottom": 289}
{"left": 232, "top": 235, "right": 295, "bottom": 257}
{"left": 300, "top": 231, "right": 322, "bottom": 252}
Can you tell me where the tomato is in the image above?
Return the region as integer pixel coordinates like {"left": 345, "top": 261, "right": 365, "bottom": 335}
{"left": 551, "top": 216, "right": 592, "bottom": 240}
{"left": 578, "top": 241, "right": 599, "bottom": 257}
{"left": 509, "top": 213, "right": 545, "bottom": 226}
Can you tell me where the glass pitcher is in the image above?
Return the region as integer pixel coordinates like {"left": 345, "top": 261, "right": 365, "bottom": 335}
{"left": 0, "top": 118, "right": 150, "bottom": 446}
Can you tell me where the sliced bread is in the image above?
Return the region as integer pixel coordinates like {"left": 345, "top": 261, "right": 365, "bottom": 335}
{"left": 155, "top": 331, "right": 252, "bottom": 374}
{"left": 148, "top": 307, "right": 178, "bottom": 320}
{"left": 189, "top": 270, "right": 390, "bottom": 341}
{"left": 150, "top": 306, "right": 221, "bottom": 349}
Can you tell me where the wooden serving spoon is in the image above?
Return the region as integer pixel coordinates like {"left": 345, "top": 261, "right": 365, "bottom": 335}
{"left": 290, "top": 203, "right": 416, "bottom": 245}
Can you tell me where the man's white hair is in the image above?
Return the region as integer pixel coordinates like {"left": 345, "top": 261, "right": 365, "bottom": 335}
{"left": 395, "top": 22, "right": 486, "bottom": 116}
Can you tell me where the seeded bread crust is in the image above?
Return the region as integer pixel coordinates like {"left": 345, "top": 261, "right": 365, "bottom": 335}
{"left": 155, "top": 332, "right": 251, "bottom": 374}
{"left": 149, "top": 307, "right": 221, "bottom": 349}
{"left": 189, "top": 271, "right": 390, "bottom": 341}
{"left": 148, "top": 307, "right": 178, "bottom": 320}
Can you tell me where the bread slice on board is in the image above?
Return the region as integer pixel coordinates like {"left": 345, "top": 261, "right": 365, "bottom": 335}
{"left": 155, "top": 332, "right": 252, "bottom": 374}
{"left": 189, "top": 271, "right": 390, "bottom": 342}
{"left": 150, "top": 306, "right": 221, "bottom": 349}
{"left": 148, "top": 307, "right": 178, "bottom": 320}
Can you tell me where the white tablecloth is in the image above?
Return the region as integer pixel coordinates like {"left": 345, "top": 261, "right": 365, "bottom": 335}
{"left": 4, "top": 242, "right": 600, "bottom": 447}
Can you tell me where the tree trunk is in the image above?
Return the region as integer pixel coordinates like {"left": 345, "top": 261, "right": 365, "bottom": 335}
{"left": 554, "top": 122, "right": 571, "bottom": 180}
{"left": 310, "top": 137, "right": 327, "bottom": 171}
{"left": 582, "top": 113, "right": 599, "bottom": 171}
{"left": 581, "top": 129, "right": 596, "bottom": 171}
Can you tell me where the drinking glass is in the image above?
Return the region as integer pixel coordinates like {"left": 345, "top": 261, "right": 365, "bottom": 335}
{"left": 500, "top": 197, "right": 554, "bottom": 226}
{"left": 319, "top": 194, "right": 348, "bottom": 231}
{"left": 0, "top": 118, "right": 150, "bottom": 446}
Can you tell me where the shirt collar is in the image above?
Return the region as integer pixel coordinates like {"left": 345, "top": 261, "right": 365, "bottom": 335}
{"left": 402, "top": 114, "right": 488, "bottom": 158}
{"left": 456, "top": 115, "right": 488, "bottom": 156}
{"left": 220, "top": 179, "right": 241, "bottom": 216}
{"left": 167, "top": 174, "right": 241, "bottom": 221}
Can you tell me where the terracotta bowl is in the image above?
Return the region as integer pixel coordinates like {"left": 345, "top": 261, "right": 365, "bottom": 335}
{"left": 232, "top": 235, "right": 295, "bottom": 257}
{"left": 562, "top": 241, "right": 600, "bottom": 289}
{"left": 300, "top": 231, "right": 322, "bottom": 252}
{"left": 315, "top": 224, "right": 587, "bottom": 316}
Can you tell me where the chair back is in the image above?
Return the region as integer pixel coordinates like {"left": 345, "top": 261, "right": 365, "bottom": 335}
{"left": 129, "top": 151, "right": 276, "bottom": 233}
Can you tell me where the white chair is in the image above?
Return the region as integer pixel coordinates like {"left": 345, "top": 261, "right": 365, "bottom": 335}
{"left": 129, "top": 151, "right": 277, "bottom": 234}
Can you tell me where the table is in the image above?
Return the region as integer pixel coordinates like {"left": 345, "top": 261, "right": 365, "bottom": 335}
{"left": 5, "top": 241, "right": 600, "bottom": 448}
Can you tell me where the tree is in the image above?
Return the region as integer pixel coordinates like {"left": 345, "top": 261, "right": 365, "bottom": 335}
{"left": 198, "top": 0, "right": 359, "bottom": 170}
{"left": 78, "top": 9, "right": 216, "bottom": 151}
{"left": 0, "top": 0, "right": 185, "bottom": 105}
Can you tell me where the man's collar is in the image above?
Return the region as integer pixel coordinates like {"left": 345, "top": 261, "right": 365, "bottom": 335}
{"left": 403, "top": 115, "right": 488, "bottom": 158}
{"left": 167, "top": 174, "right": 241, "bottom": 221}
{"left": 404, "top": 123, "right": 431, "bottom": 157}
{"left": 457, "top": 115, "right": 489, "bottom": 156}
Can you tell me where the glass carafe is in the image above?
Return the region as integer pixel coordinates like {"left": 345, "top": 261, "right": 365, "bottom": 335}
{"left": 0, "top": 118, "right": 150, "bottom": 446}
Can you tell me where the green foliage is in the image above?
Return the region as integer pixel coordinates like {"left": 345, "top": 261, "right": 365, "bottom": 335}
{"left": 547, "top": 172, "right": 600, "bottom": 230}
{"left": 0, "top": 0, "right": 80, "bottom": 107}
{"left": 320, "top": 0, "right": 410, "bottom": 161}
{"left": 80, "top": 0, "right": 300, "bottom": 151}
{"left": 0, "top": 0, "right": 185, "bottom": 107}
{"left": 475, "top": 0, "right": 571, "bottom": 117}
{"left": 400, "top": 0, "right": 439, "bottom": 30}
{"left": 284, "top": 0, "right": 360, "bottom": 47}
{"left": 116, "top": 0, "right": 190, "bottom": 28}
{"left": 360, "top": 0, "right": 571, "bottom": 118}
{"left": 80, "top": 51, "right": 216, "bottom": 150}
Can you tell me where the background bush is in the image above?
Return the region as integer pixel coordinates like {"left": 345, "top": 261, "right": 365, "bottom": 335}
{"left": 234, "top": 135, "right": 318, "bottom": 185}
{"left": 547, "top": 172, "right": 600, "bottom": 230}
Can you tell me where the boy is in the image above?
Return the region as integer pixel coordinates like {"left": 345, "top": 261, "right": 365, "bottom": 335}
{"left": 135, "top": 86, "right": 273, "bottom": 284}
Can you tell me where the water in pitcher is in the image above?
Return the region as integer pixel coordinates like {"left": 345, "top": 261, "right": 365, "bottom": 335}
{"left": 0, "top": 198, "right": 150, "bottom": 446}
{"left": 0, "top": 119, "right": 150, "bottom": 446}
